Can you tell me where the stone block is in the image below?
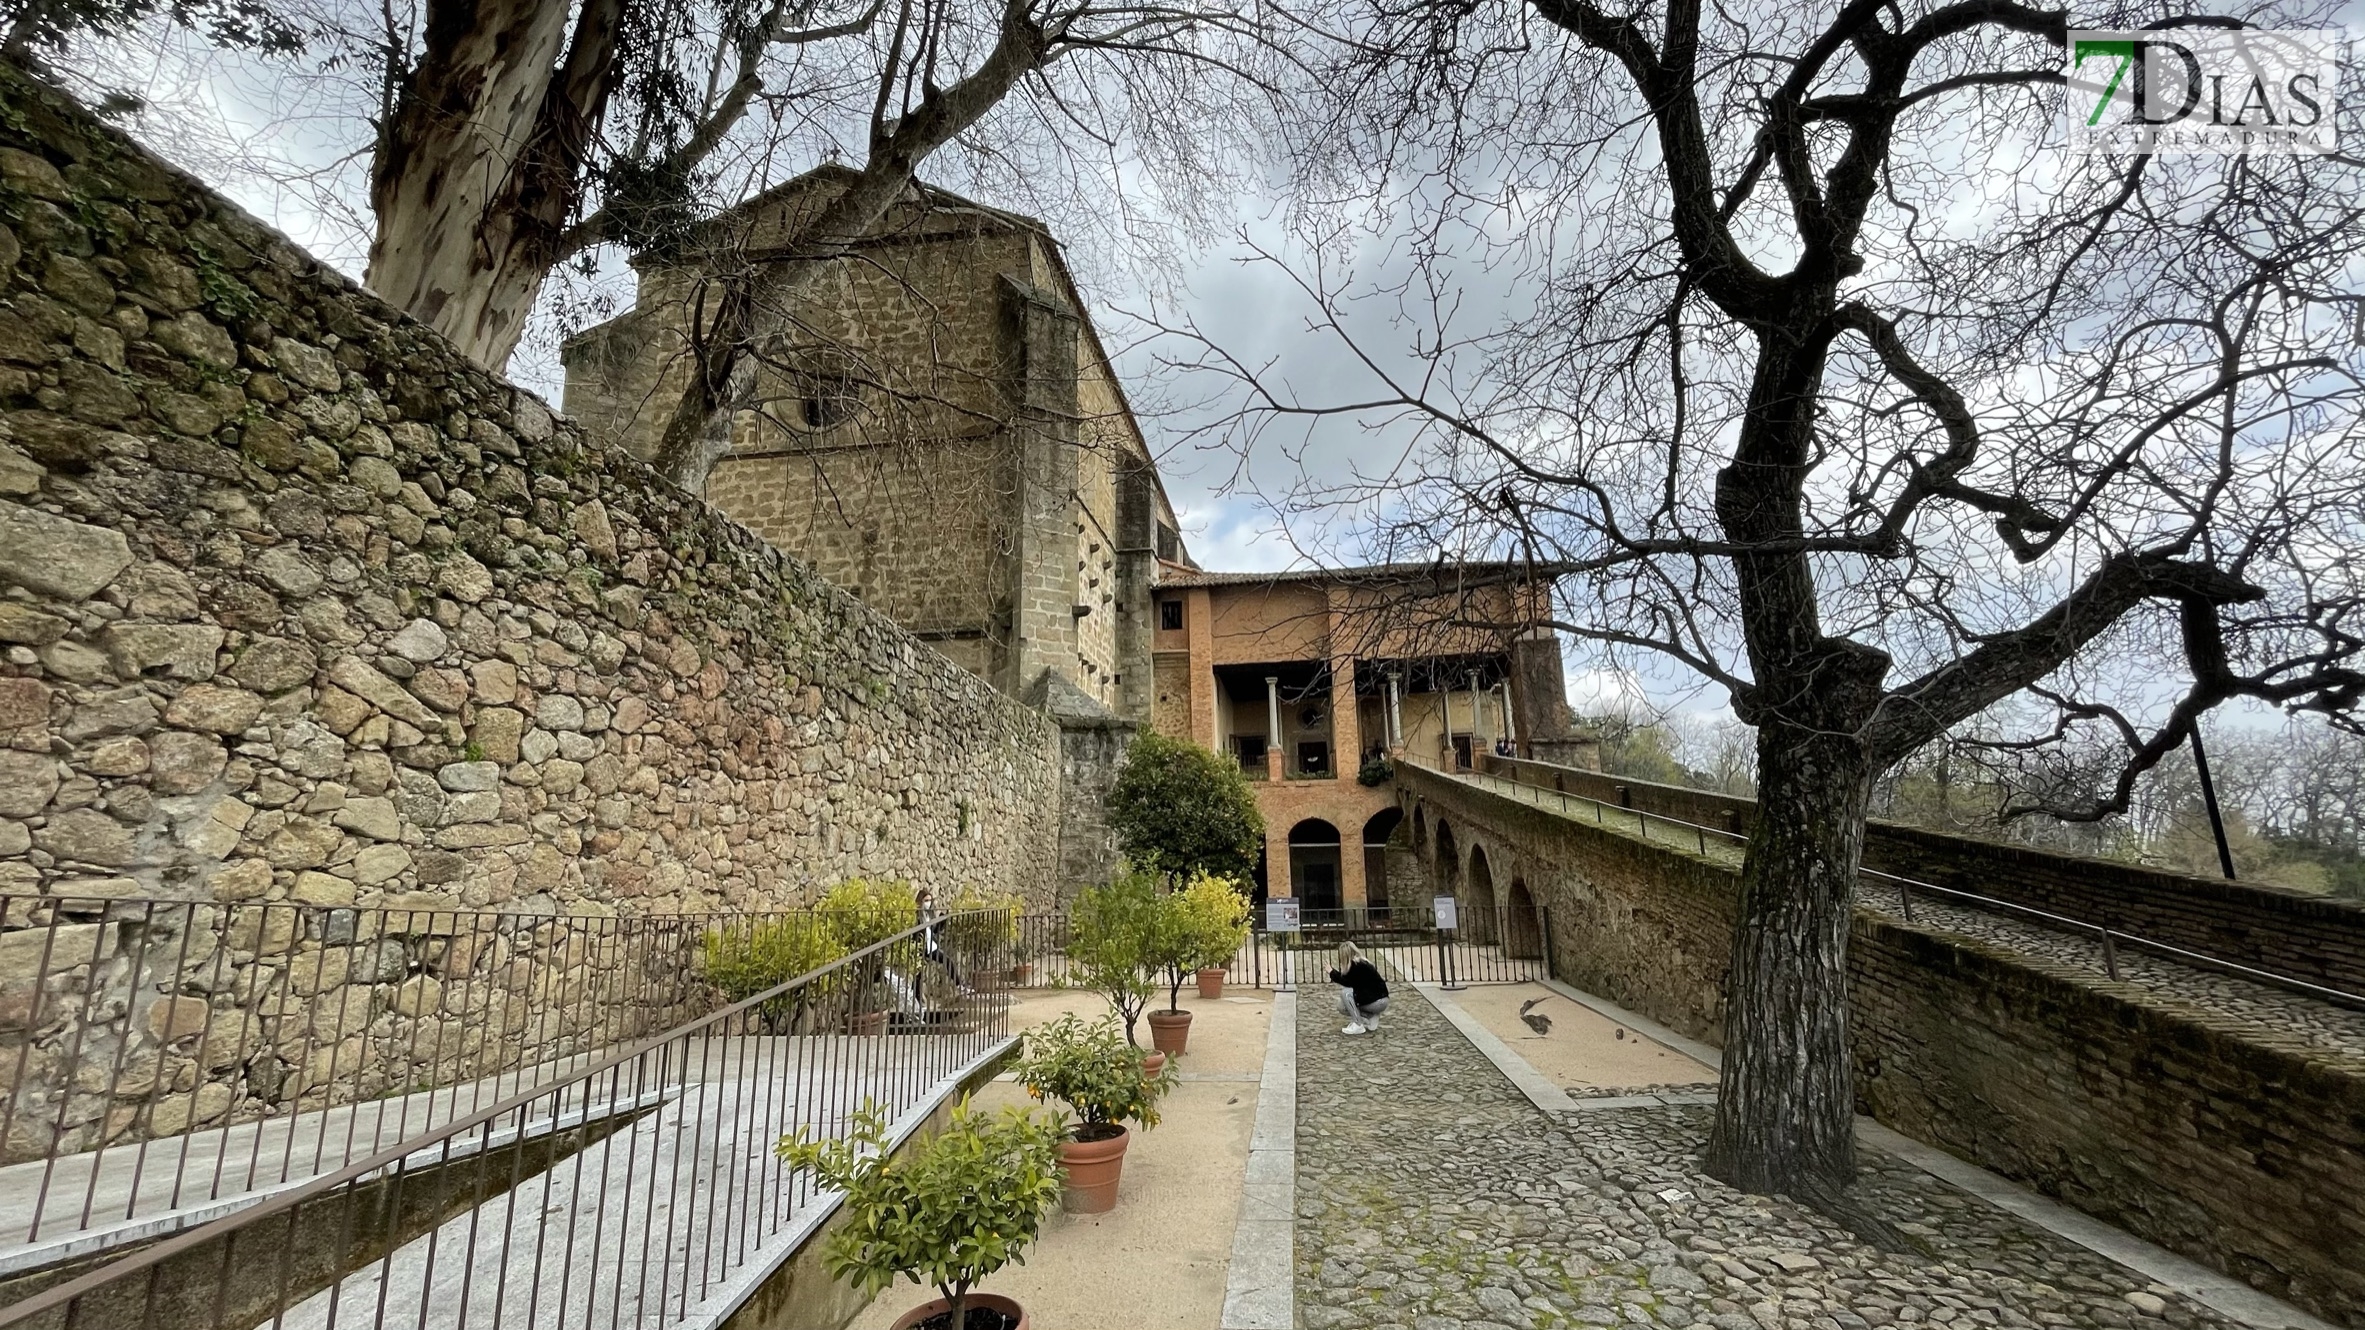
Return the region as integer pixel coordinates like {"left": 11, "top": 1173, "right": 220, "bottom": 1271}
{"left": 327, "top": 655, "right": 435, "bottom": 726}
{"left": 332, "top": 795, "right": 401, "bottom": 841}
{"left": 102, "top": 622, "right": 223, "bottom": 681}
{"left": 148, "top": 730, "right": 226, "bottom": 794}
{"left": 0, "top": 748, "right": 59, "bottom": 817}
{"left": 34, "top": 807, "right": 135, "bottom": 866}
{"left": 388, "top": 618, "right": 448, "bottom": 662}
{"left": 0, "top": 676, "right": 49, "bottom": 729}
{"left": 207, "top": 857, "right": 272, "bottom": 901}
{"left": 163, "top": 683, "right": 263, "bottom": 734}
{"left": 352, "top": 843, "right": 410, "bottom": 885}
{"left": 291, "top": 870, "right": 354, "bottom": 906}
{"left": 436, "top": 761, "right": 500, "bottom": 792}
{"left": 145, "top": 994, "right": 209, "bottom": 1042}
{"left": 228, "top": 636, "right": 319, "bottom": 694}
{"left": 0, "top": 499, "right": 132, "bottom": 599}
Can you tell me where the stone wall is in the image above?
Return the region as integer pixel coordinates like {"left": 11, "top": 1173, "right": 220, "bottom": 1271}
{"left": 1490, "top": 757, "right": 2365, "bottom": 996}
{"left": 1398, "top": 764, "right": 2365, "bottom": 1328}
{"left": 0, "top": 67, "right": 1063, "bottom": 1153}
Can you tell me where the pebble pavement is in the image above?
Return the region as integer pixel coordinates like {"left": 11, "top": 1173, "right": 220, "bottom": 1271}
{"left": 1293, "top": 984, "right": 2246, "bottom": 1330}
{"left": 1858, "top": 887, "right": 2365, "bottom": 1067}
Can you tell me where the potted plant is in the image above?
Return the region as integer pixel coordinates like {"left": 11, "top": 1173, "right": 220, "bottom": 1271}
{"left": 1141, "top": 885, "right": 1200, "bottom": 1057}
{"left": 702, "top": 914, "right": 845, "bottom": 1032}
{"left": 1013, "top": 1014, "right": 1169, "bottom": 1213}
{"left": 1179, "top": 873, "right": 1251, "bottom": 1000}
{"left": 819, "top": 878, "right": 920, "bottom": 1034}
{"left": 779, "top": 1096, "right": 1065, "bottom": 1330}
{"left": 1066, "top": 871, "right": 1161, "bottom": 1051}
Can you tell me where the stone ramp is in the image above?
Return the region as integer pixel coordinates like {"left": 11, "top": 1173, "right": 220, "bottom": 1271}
{"left": 1291, "top": 985, "right": 2271, "bottom": 1330}
{"left": 0, "top": 1052, "right": 623, "bottom": 1275}
{"left": 259, "top": 1033, "right": 989, "bottom": 1330}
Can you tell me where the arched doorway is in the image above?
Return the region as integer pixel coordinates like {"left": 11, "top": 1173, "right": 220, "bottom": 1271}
{"left": 1432, "top": 820, "right": 1458, "bottom": 917}
{"left": 1465, "top": 844, "right": 1500, "bottom": 944}
{"left": 1288, "top": 819, "right": 1343, "bottom": 914}
{"left": 1361, "top": 808, "right": 1403, "bottom": 920}
{"left": 1504, "top": 877, "right": 1543, "bottom": 959}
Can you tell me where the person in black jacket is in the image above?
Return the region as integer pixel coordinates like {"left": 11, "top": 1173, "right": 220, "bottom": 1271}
{"left": 1328, "top": 941, "right": 1390, "bottom": 1035}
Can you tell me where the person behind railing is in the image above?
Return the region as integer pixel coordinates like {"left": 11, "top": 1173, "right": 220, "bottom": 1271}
{"left": 1329, "top": 941, "right": 1390, "bottom": 1036}
{"left": 912, "top": 886, "right": 962, "bottom": 1000}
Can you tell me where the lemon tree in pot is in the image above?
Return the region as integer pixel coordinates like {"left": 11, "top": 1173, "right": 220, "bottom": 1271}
{"left": 1178, "top": 873, "right": 1251, "bottom": 1001}
{"left": 941, "top": 886, "right": 1024, "bottom": 989}
{"left": 779, "top": 1096, "right": 1065, "bottom": 1330}
{"left": 1014, "top": 1014, "right": 1169, "bottom": 1213}
{"left": 1066, "top": 871, "right": 1161, "bottom": 1052}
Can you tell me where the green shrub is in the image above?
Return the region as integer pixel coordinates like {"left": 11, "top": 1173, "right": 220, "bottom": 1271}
{"left": 702, "top": 915, "right": 844, "bottom": 1028}
{"left": 1013, "top": 1014, "right": 1168, "bottom": 1136}
{"left": 779, "top": 1096, "right": 1066, "bottom": 1330}
{"left": 817, "top": 877, "right": 920, "bottom": 951}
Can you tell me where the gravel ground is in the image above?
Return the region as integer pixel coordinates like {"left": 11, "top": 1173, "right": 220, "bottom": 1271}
{"left": 1294, "top": 984, "right": 2246, "bottom": 1330}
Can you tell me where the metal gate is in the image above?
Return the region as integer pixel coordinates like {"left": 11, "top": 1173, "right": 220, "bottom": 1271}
{"left": 1242, "top": 903, "right": 1551, "bottom": 989}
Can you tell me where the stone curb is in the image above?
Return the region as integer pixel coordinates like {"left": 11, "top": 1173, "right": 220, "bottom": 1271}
{"left": 1218, "top": 989, "right": 1294, "bottom": 1330}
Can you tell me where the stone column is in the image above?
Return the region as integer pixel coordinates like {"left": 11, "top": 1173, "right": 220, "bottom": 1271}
{"left": 1386, "top": 672, "right": 1403, "bottom": 752}
{"left": 1499, "top": 681, "right": 1518, "bottom": 748}
{"left": 1113, "top": 456, "right": 1157, "bottom": 725}
{"left": 1265, "top": 676, "right": 1284, "bottom": 781}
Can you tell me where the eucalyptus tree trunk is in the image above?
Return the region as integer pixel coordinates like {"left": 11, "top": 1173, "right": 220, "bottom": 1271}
{"left": 366, "top": 0, "right": 625, "bottom": 369}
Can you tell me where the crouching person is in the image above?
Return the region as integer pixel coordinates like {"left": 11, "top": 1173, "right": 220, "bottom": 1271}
{"left": 1328, "top": 942, "right": 1390, "bottom": 1035}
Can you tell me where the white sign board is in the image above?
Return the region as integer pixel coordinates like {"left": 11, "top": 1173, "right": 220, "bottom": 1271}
{"left": 1266, "top": 900, "right": 1301, "bottom": 931}
{"left": 1431, "top": 895, "right": 1459, "bottom": 931}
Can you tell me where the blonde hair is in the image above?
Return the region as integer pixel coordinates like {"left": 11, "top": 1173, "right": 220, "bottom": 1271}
{"left": 1335, "top": 941, "right": 1361, "bottom": 967}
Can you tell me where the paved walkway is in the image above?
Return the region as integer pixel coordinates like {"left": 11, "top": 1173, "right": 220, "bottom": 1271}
{"left": 1293, "top": 985, "right": 2253, "bottom": 1330}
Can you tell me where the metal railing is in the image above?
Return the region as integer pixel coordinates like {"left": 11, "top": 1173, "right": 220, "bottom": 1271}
{"left": 0, "top": 916, "right": 1017, "bottom": 1330}
{"left": 1430, "top": 760, "right": 2365, "bottom": 1013}
{"left": 1243, "top": 904, "right": 1552, "bottom": 988}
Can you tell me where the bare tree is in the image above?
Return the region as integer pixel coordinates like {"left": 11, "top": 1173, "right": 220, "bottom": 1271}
{"left": 1160, "top": 0, "right": 2365, "bottom": 1202}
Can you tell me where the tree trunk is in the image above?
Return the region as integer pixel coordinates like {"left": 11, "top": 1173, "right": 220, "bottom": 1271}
{"left": 1703, "top": 714, "right": 1874, "bottom": 1196}
{"left": 367, "top": 0, "right": 625, "bottom": 369}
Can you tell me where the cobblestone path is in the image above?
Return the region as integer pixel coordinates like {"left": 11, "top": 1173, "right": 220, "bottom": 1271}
{"left": 1293, "top": 985, "right": 2247, "bottom": 1330}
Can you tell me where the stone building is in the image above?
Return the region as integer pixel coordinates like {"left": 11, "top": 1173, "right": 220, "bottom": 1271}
{"left": 1145, "top": 562, "right": 1588, "bottom": 911}
{"left": 559, "top": 167, "right": 1187, "bottom": 721}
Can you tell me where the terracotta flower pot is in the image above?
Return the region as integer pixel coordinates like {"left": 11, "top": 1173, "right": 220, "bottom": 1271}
{"left": 1194, "top": 967, "right": 1226, "bottom": 999}
{"left": 1056, "top": 1126, "right": 1130, "bottom": 1213}
{"left": 1147, "top": 1009, "right": 1193, "bottom": 1056}
{"left": 848, "top": 1010, "right": 888, "bottom": 1036}
{"left": 887, "top": 1290, "right": 1029, "bottom": 1330}
{"left": 1140, "top": 1050, "right": 1167, "bottom": 1079}
{"left": 1013, "top": 960, "right": 1036, "bottom": 986}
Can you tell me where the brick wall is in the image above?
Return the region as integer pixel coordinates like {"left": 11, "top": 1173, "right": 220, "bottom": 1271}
{"left": 1491, "top": 758, "right": 2365, "bottom": 996}
{"left": 1400, "top": 764, "right": 2365, "bottom": 1328}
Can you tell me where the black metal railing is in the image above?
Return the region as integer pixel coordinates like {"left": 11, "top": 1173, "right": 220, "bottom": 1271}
{"left": 0, "top": 916, "right": 1018, "bottom": 1330}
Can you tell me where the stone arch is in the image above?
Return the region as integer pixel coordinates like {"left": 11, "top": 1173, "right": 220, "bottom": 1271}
{"left": 1288, "top": 818, "right": 1344, "bottom": 913}
{"left": 1360, "top": 808, "right": 1403, "bottom": 917}
{"left": 1411, "top": 804, "right": 1428, "bottom": 851}
{"left": 1503, "top": 876, "right": 1543, "bottom": 959}
{"left": 1465, "top": 843, "right": 1500, "bottom": 944}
